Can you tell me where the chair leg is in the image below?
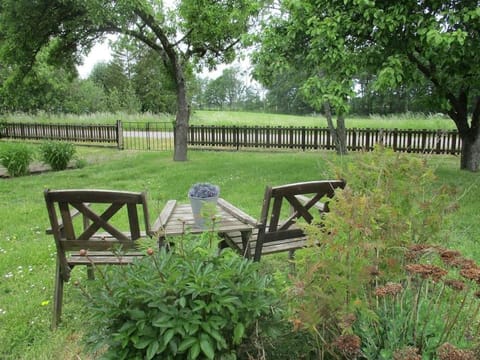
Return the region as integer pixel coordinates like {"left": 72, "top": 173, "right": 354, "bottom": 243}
{"left": 52, "top": 262, "right": 64, "bottom": 330}
{"left": 253, "top": 238, "right": 264, "bottom": 262}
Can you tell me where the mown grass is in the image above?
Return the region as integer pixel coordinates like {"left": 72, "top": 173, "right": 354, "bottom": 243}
{"left": 0, "top": 145, "right": 478, "bottom": 359}
{"left": 3, "top": 110, "right": 457, "bottom": 130}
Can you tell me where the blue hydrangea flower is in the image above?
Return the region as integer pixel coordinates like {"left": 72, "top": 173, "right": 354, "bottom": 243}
{"left": 188, "top": 183, "right": 220, "bottom": 198}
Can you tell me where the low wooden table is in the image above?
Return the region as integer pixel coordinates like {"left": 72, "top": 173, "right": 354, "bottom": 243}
{"left": 154, "top": 198, "right": 257, "bottom": 258}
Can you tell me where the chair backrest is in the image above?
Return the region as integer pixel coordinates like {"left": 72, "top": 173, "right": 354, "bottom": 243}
{"left": 44, "top": 189, "right": 151, "bottom": 253}
{"left": 256, "top": 180, "right": 346, "bottom": 252}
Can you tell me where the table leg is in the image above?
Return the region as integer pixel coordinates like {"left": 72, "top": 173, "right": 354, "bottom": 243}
{"left": 158, "top": 235, "right": 166, "bottom": 249}
{"left": 240, "top": 230, "right": 252, "bottom": 259}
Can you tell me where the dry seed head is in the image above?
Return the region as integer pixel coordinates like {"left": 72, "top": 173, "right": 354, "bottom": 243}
{"left": 332, "top": 334, "right": 361, "bottom": 359}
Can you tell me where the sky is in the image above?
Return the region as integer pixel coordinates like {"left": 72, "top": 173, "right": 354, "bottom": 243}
{"left": 76, "top": 38, "right": 114, "bottom": 79}
{"left": 75, "top": 34, "right": 258, "bottom": 89}
{"left": 76, "top": 39, "right": 252, "bottom": 82}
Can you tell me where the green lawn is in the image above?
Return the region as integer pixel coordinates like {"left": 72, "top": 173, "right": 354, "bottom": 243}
{"left": 0, "top": 146, "right": 478, "bottom": 359}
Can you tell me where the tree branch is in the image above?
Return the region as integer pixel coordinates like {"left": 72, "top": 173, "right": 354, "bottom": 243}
{"left": 406, "top": 50, "right": 470, "bottom": 134}
{"left": 99, "top": 23, "right": 170, "bottom": 69}
{"left": 132, "top": 9, "right": 177, "bottom": 62}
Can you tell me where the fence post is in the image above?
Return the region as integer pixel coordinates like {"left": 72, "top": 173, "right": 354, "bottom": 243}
{"left": 301, "top": 126, "right": 306, "bottom": 151}
{"left": 0, "top": 122, "right": 6, "bottom": 139}
{"left": 234, "top": 125, "right": 239, "bottom": 151}
{"left": 116, "top": 120, "right": 124, "bottom": 150}
{"left": 435, "top": 130, "right": 442, "bottom": 154}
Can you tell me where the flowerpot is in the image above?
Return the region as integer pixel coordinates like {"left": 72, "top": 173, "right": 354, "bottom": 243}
{"left": 189, "top": 196, "right": 219, "bottom": 228}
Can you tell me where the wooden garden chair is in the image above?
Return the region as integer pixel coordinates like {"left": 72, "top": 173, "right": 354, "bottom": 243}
{"left": 44, "top": 189, "right": 161, "bottom": 329}
{"left": 221, "top": 180, "right": 346, "bottom": 261}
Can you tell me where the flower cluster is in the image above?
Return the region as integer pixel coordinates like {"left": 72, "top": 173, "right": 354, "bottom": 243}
{"left": 393, "top": 346, "right": 421, "bottom": 360}
{"left": 188, "top": 183, "right": 220, "bottom": 198}
{"left": 405, "top": 244, "right": 436, "bottom": 261}
{"left": 460, "top": 267, "right": 480, "bottom": 284}
{"left": 332, "top": 334, "right": 361, "bottom": 359}
{"left": 437, "top": 343, "right": 476, "bottom": 360}
{"left": 439, "top": 248, "right": 476, "bottom": 269}
{"left": 374, "top": 282, "right": 403, "bottom": 297}
{"left": 338, "top": 313, "right": 357, "bottom": 330}
{"left": 443, "top": 279, "right": 466, "bottom": 291}
{"left": 405, "top": 264, "right": 448, "bottom": 282}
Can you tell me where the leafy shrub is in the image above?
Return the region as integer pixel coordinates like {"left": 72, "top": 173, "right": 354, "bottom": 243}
{"left": 286, "top": 146, "right": 478, "bottom": 358}
{"left": 39, "top": 141, "right": 76, "bottom": 171}
{"left": 0, "top": 143, "right": 34, "bottom": 177}
{"left": 79, "top": 234, "right": 281, "bottom": 360}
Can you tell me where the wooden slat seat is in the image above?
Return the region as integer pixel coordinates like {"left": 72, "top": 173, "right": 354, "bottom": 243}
{"left": 221, "top": 227, "right": 322, "bottom": 257}
{"left": 67, "top": 250, "right": 145, "bottom": 265}
{"left": 44, "top": 189, "right": 162, "bottom": 329}
{"left": 221, "top": 180, "right": 346, "bottom": 261}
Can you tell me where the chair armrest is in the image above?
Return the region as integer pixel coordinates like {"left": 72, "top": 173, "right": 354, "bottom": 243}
{"left": 150, "top": 200, "right": 177, "bottom": 235}
{"left": 46, "top": 203, "right": 91, "bottom": 235}
{"left": 295, "top": 195, "right": 326, "bottom": 212}
{"left": 217, "top": 198, "right": 258, "bottom": 227}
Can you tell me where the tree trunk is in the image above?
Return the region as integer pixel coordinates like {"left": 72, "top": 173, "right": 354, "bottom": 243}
{"left": 324, "top": 102, "right": 347, "bottom": 155}
{"left": 173, "top": 62, "right": 189, "bottom": 161}
{"left": 459, "top": 131, "right": 480, "bottom": 171}
{"left": 336, "top": 114, "right": 347, "bottom": 155}
{"left": 448, "top": 95, "right": 480, "bottom": 171}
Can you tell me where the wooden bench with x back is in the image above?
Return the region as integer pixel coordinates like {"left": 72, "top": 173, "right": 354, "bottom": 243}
{"left": 44, "top": 189, "right": 161, "bottom": 329}
{"left": 221, "top": 180, "right": 346, "bottom": 261}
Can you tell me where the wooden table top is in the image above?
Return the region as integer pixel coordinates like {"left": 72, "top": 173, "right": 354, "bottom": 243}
{"left": 155, "top": 198, "right": 256, "bottom": 237}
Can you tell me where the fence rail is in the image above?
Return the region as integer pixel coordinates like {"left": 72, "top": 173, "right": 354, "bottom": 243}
{"left": 0, "top": 121, "right": 462, "bottom": 155}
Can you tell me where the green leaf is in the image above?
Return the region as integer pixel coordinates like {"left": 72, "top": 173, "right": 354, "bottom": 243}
{"left": 233, "top": 323, "right": 245, "bottom": 344}
{"left": 128, "top": 309, "right": 146, "bottom": 320}
{"left": 178, "top": 296, "right": 187, "bottom": 308}
{"left": 200, "top": 326, "right": 227, "bottom": 349}
{"left": 178, "top": 337, "right": 197, "bottom": 352}
{"left": 146, "top": 341, "right": 159, "bottom": 360}
{"left": 118, "top": 321, "right": 136, "bottom": 335}
{"left": 134, "top": 337, "right": 152, "bottom": 350}
{"left": 163, "top": 329, "right": 175, "bottom": 344}
{"left": 188, "top": 342, "right": 201, "bottom": 359}
{"left": 152, "top": 314, "right": 174, "bottom": 328}
{"left": 200, "top": 336, "right": 215, "bottom": 359}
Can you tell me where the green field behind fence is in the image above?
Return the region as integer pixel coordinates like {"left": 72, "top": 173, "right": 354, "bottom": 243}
{"left": 2, "top": 110, "right": 457, "bottom": 129}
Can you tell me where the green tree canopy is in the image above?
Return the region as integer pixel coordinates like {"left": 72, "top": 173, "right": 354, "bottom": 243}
{"left": 0, "top": 0, "right": 263, "bottom": 161}
{"left": 254, "top": 0, "right": 480, "bottom": 170}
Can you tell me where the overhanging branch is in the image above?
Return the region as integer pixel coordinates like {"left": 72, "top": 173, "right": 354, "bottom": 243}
{"left": 406, "top": 50, "right": 469, "bottom": 134}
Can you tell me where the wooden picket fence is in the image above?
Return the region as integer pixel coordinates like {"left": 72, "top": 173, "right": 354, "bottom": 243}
{"left": 0, "top": 121, "right": 120, "bottom": 146}
{"left": 188, "top": 125, "right": 462, "bottom": 155}
{"left": 0, "top": 121, "right": 462, "bottom": 154}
